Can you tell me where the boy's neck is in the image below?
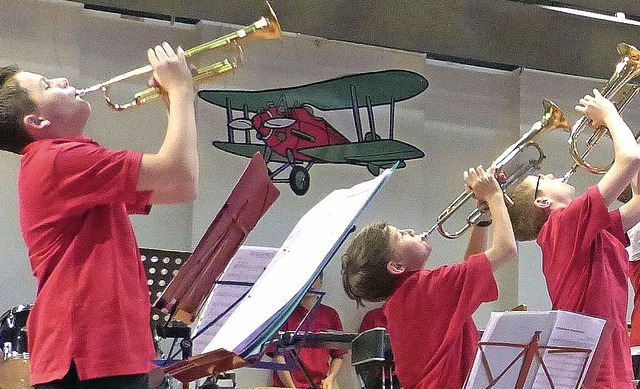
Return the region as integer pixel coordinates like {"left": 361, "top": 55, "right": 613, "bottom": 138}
{"left": 300, "top": 294, "right": 319, "bottom": 310}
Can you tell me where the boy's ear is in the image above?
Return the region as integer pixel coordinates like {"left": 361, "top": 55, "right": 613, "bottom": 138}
{"left": 23, "top": 114, "right": 50, "bottom": 134}
{"left": 387, "top": 260, "right": 405, "bottom": 275}
{"left": 533, "top": 196, "right": 552, "bottom": 210}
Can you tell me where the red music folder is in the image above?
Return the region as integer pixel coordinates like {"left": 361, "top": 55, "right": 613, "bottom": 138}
{"left": 154, "top": 153, "right": 279, "bottom": 324}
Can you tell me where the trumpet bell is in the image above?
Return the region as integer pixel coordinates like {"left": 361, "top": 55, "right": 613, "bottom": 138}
{"left": 565, "top": 43, "right": 640, "bottom": 179}
{"left": 78, "top": 1, "right": 281, "bottom": 111}
{"left": 427, "top": 100, "right": 570, "bottom": 240}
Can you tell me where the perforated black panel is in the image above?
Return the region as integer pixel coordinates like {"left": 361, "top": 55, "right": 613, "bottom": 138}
{"left": 140, "top": 248, "right": 191, "bottom": 327}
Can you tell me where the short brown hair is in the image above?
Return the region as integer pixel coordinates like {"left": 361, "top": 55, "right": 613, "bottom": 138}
{"left": 0, "top": 66, "right": 36, "bottom": 154}
{"left": 342, "top": 221, "right": 397, "bottom": 306}
{"left": 507, "top": 180, "right": 548, "bottom": 241}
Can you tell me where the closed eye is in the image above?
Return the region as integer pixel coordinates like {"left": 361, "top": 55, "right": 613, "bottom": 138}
{"left": 41, "top": 78, "right": 51, "bottom": 90}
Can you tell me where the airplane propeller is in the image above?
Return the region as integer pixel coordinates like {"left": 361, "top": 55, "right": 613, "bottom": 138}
{"left": 264, "top": 118, "right": 296, "bottom": 129}
{"left": 228, "top": 118, "right": 254, "bottom": 131}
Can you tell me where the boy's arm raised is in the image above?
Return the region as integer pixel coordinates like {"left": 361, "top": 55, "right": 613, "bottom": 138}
{"left": 576, "top": 89, "right": 640, "bottom": 206}
{"left": 483, "top": 191, "right": 517, "bottom": 271}
{"left": 618, "top": 168, "right": 640, "bottom": 231}
{"left": 463, "top": 225, "right": 489, "bottom": 261}
{"left": 464, "top": 166, "right": 517, "bottom": 270}
{"left": 136, "top": 42, "right": 198, "bottom": 204}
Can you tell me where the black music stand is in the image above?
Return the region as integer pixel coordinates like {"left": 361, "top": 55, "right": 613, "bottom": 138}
{"left": 140, "top": 248, "right": 191, "bottom": 360}
{"left": 352, "top": 328, "right": 397, "bottom": 389}
{"left": 141, "top": 248, "right": 190, "bottom": 328}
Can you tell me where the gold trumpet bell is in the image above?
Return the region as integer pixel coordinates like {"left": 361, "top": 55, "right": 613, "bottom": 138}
{"left": 427, "top": 99, "right": 570, "bottom": 240}
{"left": 82, "top": 1, "right": 281, "bottom": 111}
{"left": 564, "top": 42, "right": 640, "bottom": 180}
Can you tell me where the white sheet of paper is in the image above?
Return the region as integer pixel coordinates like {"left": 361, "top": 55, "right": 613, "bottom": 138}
{"left": 531, "top": 311, "right": 605, "bottom": 388}
{"left": 191, "top": 245, "right": 278, "bottom": 355}
{"left": 203, "top": 167, "right": 394, "bottom": 355}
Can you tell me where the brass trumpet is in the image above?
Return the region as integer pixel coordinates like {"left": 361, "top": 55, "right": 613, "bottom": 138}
{"left": 423, "top": 100, "right": 570, "bottom": 240}
{"left": 76, "top": 2, "right": 281, "bottom": 111}
{"left": 562, "top": 43, "right": 640, "bottom": 182}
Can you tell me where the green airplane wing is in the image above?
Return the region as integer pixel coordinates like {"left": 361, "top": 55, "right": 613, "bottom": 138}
{"left": 199, "top": 69, "right": 428, "bottom": 112}
{"left": 212, "top": 142, "right": 290, "bottom": 163}
{"left": 298, "top": 139, "right": 424, "bottom": 164}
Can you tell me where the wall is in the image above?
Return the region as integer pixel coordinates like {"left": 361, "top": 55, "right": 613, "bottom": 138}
{"left": 1, "top": 1, "right": 639, "bottom": 388}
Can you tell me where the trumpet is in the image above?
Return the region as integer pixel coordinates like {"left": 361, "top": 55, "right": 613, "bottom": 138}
{"left": 75, "top": 2, "right": 281, "bottom": 111}
{"left": 422, "top": 100, "right": 570, "bottom": 240}
{"left": 561, "top": 43, "right": 640, "bottom": 182}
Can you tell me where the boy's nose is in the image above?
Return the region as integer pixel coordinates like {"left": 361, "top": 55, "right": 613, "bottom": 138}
{"left": 53, "top": 78, "right": 69, "bottom": 88}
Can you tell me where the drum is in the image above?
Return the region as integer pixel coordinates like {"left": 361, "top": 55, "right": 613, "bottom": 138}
{"left": 0, "top": 358, "right": 30, "bottom": 389}
{"left": 0, "top": 305, "right": 31, "bottom": 389}
{"left": 0, "top": 305, "right": 31, "bottom": 357}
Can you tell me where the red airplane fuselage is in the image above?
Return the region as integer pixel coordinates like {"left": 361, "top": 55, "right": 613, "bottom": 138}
{"left": 252, "top": 106, "right": 350, "bottom": 161}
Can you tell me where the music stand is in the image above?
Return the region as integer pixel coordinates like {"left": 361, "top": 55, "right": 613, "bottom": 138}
{"left": 464, "top": 310, "right": 606, "bottom": 389}
{"left": 192, "top": 246, "right": 278, "bottom": 356}
{"left": 164, "top": 163, "right": 399, "bottom": 384}
{"left": 256, "top": 289, "right": 328, "bottom": 389}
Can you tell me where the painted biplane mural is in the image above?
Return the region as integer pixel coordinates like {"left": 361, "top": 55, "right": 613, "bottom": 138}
{"left": 199, "top": 69, "right": 428, "bottom": 196}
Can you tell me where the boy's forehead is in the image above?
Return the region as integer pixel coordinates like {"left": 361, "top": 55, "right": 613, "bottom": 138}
{"left": 524, "top": 175, "right": 538, "bottom": 186}
{"left": 385, "top": 225, "right": 400, "bottom": 241}
{"left": 381, "top": 224, "right": 394, "bottom": 235}
{"left": 14, "top": 71, "right": 43, "bottom": 89}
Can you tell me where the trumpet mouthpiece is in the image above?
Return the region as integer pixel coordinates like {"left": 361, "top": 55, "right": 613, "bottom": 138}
{"left": 75, "top": 84, "right": 103, "bottom": 97}
{"left": 420, "top": 225, "right": 438, "bottom": 241}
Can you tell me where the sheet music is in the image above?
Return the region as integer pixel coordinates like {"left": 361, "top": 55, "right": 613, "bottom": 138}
{"left": 202, "top": 166, "right": 396, "bottom": 356}
{"left": 465, "top": 311, "right": 605, "bottom": 389}
{"left": 532, "top": 311, "right": 605, "bottom": 388}
{"left": 192, "top": 246, "right": 278, "bottom": 355}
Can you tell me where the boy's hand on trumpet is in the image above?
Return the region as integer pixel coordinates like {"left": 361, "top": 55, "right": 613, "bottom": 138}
{"left": 147, "top": 42, "right": 195, "bottom": 108}
{"left": 575, "top": 89, "right": 617, "bottom": 129}
{"left": 464, "top": 165, "right": 501, "bottom": 205}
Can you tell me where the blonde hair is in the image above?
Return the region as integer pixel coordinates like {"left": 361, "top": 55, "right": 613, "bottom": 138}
{"left": 507, "top": 180, "right": 548, "bottom": 241}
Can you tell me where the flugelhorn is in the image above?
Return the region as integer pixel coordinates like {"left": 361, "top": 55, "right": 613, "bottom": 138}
{"left": 76, "top": 2, "right": 281, "bottom": 111}
{"left": 423, "top": 100, "right": 570, "bottom": 240}
{"left": 561, "top": 43, "right": 640, "bottom": 182}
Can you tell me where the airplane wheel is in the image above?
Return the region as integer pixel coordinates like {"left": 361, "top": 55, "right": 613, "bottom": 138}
{"left": 364, "top": 131, "right": 381, "bottom": 142}
{"left": 289, "top": 166, "right": 310, "bottom": 196}
{"left": 367, "top": 164, "right": 381, "bottom": 176}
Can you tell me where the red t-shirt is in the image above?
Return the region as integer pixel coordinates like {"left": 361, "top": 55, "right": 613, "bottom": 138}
{"left": 384, "top": 253, "right": 497, "bottom": 389}
{"left": 359, "top": 306, "right": 387, "bottom": 333}
{"left": 272, "top": 303, "right": 348, "bottom": 388}
{"left": 538, "top": 185, "right": 632, "bottom": 388}
{"left": 629, "top": 261, "right": 640, "bottom": 346}
{"left": 19, "top": 137, "right": 156, "bottom": 384}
